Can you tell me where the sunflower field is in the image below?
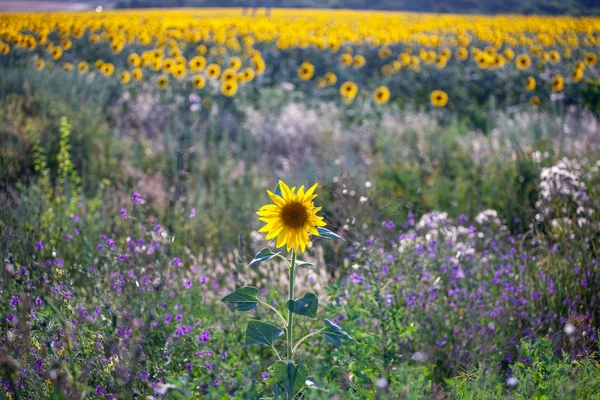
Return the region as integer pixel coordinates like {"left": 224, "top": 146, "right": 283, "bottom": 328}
{"left": 1, "top": 6, "right": 600, "bottom": 399}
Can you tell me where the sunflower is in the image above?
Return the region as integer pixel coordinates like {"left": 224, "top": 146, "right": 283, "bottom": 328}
{"left": 157, "top": 74, "right": 169, "bottom": 89}
{"left": 573, "top": 68, "right": 584, "bottom": 83}
{"left": 253, "top": 57, "right": 266, "bottom": 75}
{"left": 95, "top": 59, "right": 104, "bottom": 69}
{"left": 317, "top": 77, "right": 327, "bottom": 88}
{"left": 132, "top": 67, "right": 143, "bottom": 81}
{"left": 101, "top": 63, "right": 115, "bottom": 76}
{"left": 456, "top": 47, "right": 468, "bottom": 61}
{"left": 221, "top": 80, "right": 238, "bottom": 97}
{"left": 549, "top": 50, "right": 560, "bottom": 64}
{"left": 378, "top": 46, "right": 392, "bottom": 60}
{"left": 189, "top": 56, "right": 206, "bottom": 72}
{"left": 78, "top": 61, "right": 89, "bottom": 74}
{"left": 325, "top": 72, "right": 337, "bottom": 85}
{"left": 373, "top": 86, "right": 390, "bottom": 104}
{"left": 297, "top": 61, "right": 315, "bottom": 80}
{"left": 340, "top": 81, "right": 358, "bottom": 100}
{"left": 238, "top": 67, "right": 255, "bottom": 83}
{"left": 552, "top": 74, "right": 564, "bottom": 92}
{"left": 221, "top": 68, "right": 237, "bottom": 82}
{"left": 340, "top": 53, "right": 352, "bottom": 67}
{"left": 431, "top": 90, "right": 448, "bottom": 107}
{"left": 515, "top": 54, "right": 531, "bottom": 70}
{"left": 353, "top": 55, "right": 366, "bottom": 68}
{"left": 192, "top": 74, "right": 206, "bottom": 89}
{"left": 50, "top": 46, "right": 63, "bottom": 60}
{"left": 584, "top": 53, "right": 597, "bottom": 67}
{"left": 163, "top": 58, "right": 176, "bottom": 73}
{"left": 172, "top": 64, "right": 187, "bottom": 80}
{"left": 228, "top": 56, "right": 242, "bottom": 71}
{"left": 119, "top": 71, "right": 131, "bottom": 84}
{"left": 526, "top": 76, "right": 536, "bottom": 91}
{"left": 128, "top": 53, "right": 141, "bottom": 67}
{"left": 530, "top": 96, "right": 541, "bottom": 106}
{"left": 256, "top": 181, "right": 326, "bottom": 253}
{"left": 63, "top": 62, "right": 73, "bottom": 71}
{"left": 206, "top": 63, "right": 221, "bottom": 80}
{"left": 196, "top": 44, "right": 207, "bottom": 55}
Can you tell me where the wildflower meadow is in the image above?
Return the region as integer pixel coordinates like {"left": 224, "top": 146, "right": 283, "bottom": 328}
{"left": 1, "top": 4, "right": 600, "bottom": 399}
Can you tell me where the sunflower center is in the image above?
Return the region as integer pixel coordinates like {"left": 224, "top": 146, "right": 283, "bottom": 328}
{"left": 281, "top": 202, "right": 308, "bottom": 228}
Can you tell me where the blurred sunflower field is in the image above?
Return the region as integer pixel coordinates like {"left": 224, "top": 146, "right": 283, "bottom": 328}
{"left": 2, "top": 6, "right": 600, "bottom": 399}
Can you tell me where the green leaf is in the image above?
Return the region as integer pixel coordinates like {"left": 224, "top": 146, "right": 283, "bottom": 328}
{"left": 287, "top": 293, "right": 318, "bottom": 318}
{"left": 249, "top": 247, "right": 280, "bottom": 267}
{"left": 273, "top": 361, "right": 309, "bottom": 398}
{"left": 323, "top": 319, "right": 355, "bottom": 346}
{"left": 316, "top": 227, "right": 345, "bottom": 241}
{"left": 220, "top": 287, "right": 260, "bottom": 311}
{"left": 289, "top": 259, "right": 314, "bottom": 267}
{"left": 245, "top": 320, "right": 284, "bottom": 346}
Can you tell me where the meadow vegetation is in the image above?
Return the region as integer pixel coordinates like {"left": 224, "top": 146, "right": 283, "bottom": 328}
{"left": 1, "top": 8, "right": 600, "bottom": 399}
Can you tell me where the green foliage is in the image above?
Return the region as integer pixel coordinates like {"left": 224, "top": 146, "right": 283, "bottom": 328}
{"left": 287, "top": 293, "right": 319, "bottom": 318}
{"left": 245, "top": 319, "right": 285, "bottom": 346}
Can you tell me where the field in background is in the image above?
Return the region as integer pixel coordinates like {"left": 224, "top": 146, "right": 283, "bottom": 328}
{"left": 1, "top": 7, "right": 600, "bottom": 399}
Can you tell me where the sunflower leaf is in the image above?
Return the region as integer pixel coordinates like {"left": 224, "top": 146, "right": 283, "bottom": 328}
{"left": 287, "top": 293, "right": 318, "bottom": 318}
{"left": 316, "top": 227, "right": 345, "bottom": 241}
{"left": 288, "top": 259, "right": 315, "bottom": 267}
{"left": 322, "top": 319, "right": 356, "bottom": 346}
{"left": 245, "top": 320, "right": 284, "bottom": 346}
{"left": 220, "top": 287, "right": 260, "bottom": 311}
{"left": 249, "top": 247, "right": 280, "bottom": 267}
{"left": 273, "top": 361, "right": 309, "bottom": 398}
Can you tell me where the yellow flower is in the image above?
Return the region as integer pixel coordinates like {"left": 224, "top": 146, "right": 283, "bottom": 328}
{"left": 573, "top": 68, "right": 583, "bottom": 83}
{"left": 340, "top": 81, "right": 358, "bottom": 100}
{"left": 253, "top": 57, "right": 266, "bottom": 75}
{"left": 192, "top": 74, "right": 206, "bottom": 89}
{"left": 51, "top": 46, "right": 63, "bottom": 60}
{"left": 515, "top": 54, "right": 531, "bottom": 70}
{"left": 128, "top": 53, "right": 141, "bottom": 67}
{"left": 526, "top": 76, "right": 536, "bottom": 91}
{"left": 530, "top": 96, "right": 541, "bottom": 106}
{"left": 172, "top": 64, "right": 187, "bottom": 80}
{"left": 221, "top": 68, "right": 237, "bottom": 82}
{"left": 63, "top": 62, "right": 73, "bottom": 71}
{"left": 584, "top": 53, "right": 597, "bottom": 67}
{"left": 78, "top": 61, "right": 89, "bottom": 74}
{"left": 60, "top": 38, "right": 72, "bottom": 50}
{"left": 353, "top": 54, "right": 366, "bottom": 68}
{"left": 297, "top": 61, "right": 315, "bottom": 80}
{"left": 206, "top": 63, "right": 221, "bottom": 80}
{"left": 132, "top": 67, "right": 143, "bottom": 81}
{"left": 163, "top": 58, "right": 176, "bottom": 72}
{"left": 189, "top": 56, "right": 207, "bottom": 72}
{"left": 549, "top": 50, "right": 560, "bottom": 64}
{"left": 431, "top": 90, "right": 448, "bottom": 107}
{"left": 256, "top": 181, "right": 326, "bottom": 253}
{"left": 101, "top": 63, "right": 114, "bottom": 76}
{"left": 325, "top": 72, "right": 337, "bottom": 85}
{"left": 228, "top": 56, "right": 242, "bottom": 71}
{"left": 36, "top": 59, "right": 45, "bottom": 70}
{"left": 120, "top": 71, "right": 131, "bottom": 84}
{"left": 378, "top": 46, "right": 391, "bottom": 60}
{"left": 196, "top": 44, "right": 207, "bottom": 55}
{"left": 221, "top": 80, "right": 238, "bottom": 97}
{"left": 95, "top": 60, "right": 104, "bottom": 69}
{"left": 157, "top": 74, "right": 168, "bottom": 89}
{"left": 456, "top": 47, "right": 468, "bottom": 61}
{"left": 552, "top": 74, "right": 564, "bottom": 92}
{"left": 373, "top": 86, "right": 390, "bottom": 104}
{"left": 317, "top": 77, "right": 327, "bottom": 88}
{"left": 340, "top": 53, "right": 352, "bottom": 67}
{"left": 238, "top": 67, "right": 255, "bottom": 83}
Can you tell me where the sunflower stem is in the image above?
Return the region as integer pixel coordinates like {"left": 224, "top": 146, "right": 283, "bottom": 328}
{"left": 287, "top": 249, "right": 297, "bottom": 362}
